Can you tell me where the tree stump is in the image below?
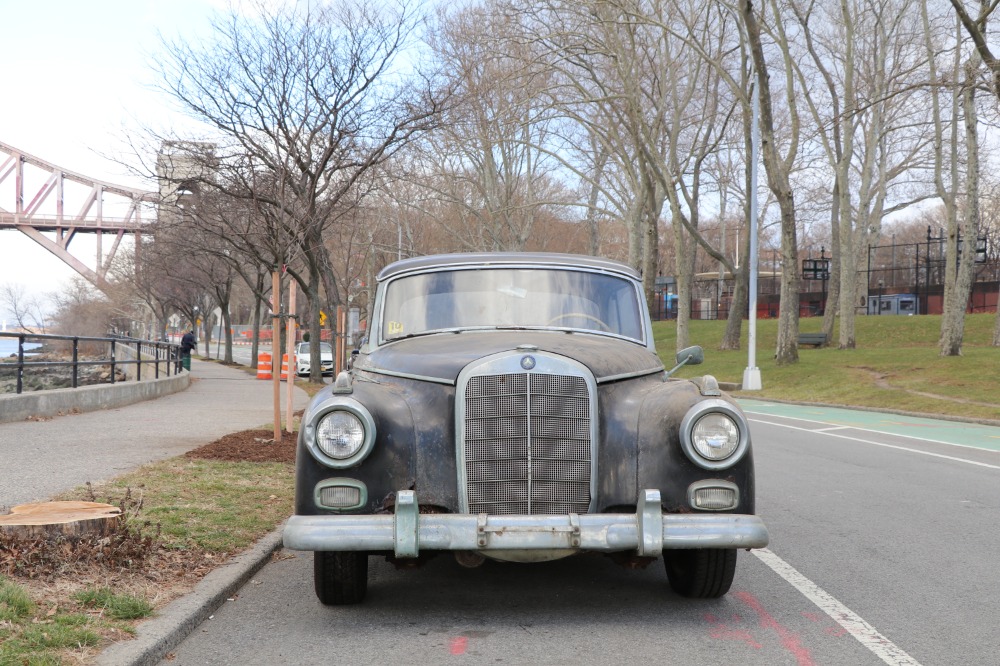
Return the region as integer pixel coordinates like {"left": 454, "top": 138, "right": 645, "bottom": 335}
{"left": 0, "top": 501, "right": 122, "bottom": 540}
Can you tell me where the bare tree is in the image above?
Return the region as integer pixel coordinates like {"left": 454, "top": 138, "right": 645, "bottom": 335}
{"left": 152, "top": 0, "right": 443, "bottom": 381}
{"left": 405, "top": 1, "right": 572, "bottom": 252}
{"left": 788, "top": 0, "right": 936, "bottom": 349}
{"left": 0, "top": 284, "right": 48, "bottom": 334}
{"left": 736, "top": 0, "right": 802, "bottom": 364}
{"left": 945, "top": 0, "right": 998, "bottom": 350}
{"left": 939, "top": 50, "right": 983, "bottom": 355}
{"left": 504, "top": 0, "right": 671, "bottom": 305}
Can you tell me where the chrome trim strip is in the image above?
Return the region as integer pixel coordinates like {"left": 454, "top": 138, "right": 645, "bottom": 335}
{"left": 362, "top": 366, "right": 455, "bottom": 386}
{"left": 283, "top": 490, "right": 770, "bottom": 554}
{"left": 377, "top": 253, "right": 642, "bottom": 281}
{"left": 595, "top": 366, "right": 665, "bottom": 385}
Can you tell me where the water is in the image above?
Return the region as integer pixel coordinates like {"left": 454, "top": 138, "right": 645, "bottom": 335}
{"left": 0, "top": 339, "right": 41, "bottom": 358}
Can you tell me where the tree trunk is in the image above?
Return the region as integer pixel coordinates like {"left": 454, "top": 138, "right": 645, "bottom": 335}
{"left": 721, "top": 90, "right": 755, "bottom": 352}
{"left": 742, "top": 0, "right": 799, "bottom": 364}
{"left": 993, "top": 302, "right": 1000, "bottom": 346}
{"left": 586, "top": 145, "right": 609, "bottom": 257}
{"left": 721, "top": 257, "right": 749, "bottom": 351}
{"left": 821, "top": 177, "right": 841, "bottom": 343}
{"left": 0, "top": 502, "right": 121, "bottom": 540}
{"left": 642, "top": 200, "right": 661, "bottom": 319}
{"left": 940, "top": 57, "right": 981, "bottom": 356}
{"left": 672, "top": 208, "right": 692, "bottom": 352}
{"left": 835, "top": 0, "right": 858, "bottom": 350}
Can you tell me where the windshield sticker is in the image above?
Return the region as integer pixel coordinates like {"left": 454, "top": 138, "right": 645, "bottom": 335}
{"left": 498, "top": 286, "right": 528, "bottom": 298}
{"left": 387, "top": 321, "right": 404, "bottom": 335}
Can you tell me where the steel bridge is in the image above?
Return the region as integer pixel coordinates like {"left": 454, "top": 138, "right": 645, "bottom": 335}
{"left": 0, "top": 140, "right": 157, "bottom": 291}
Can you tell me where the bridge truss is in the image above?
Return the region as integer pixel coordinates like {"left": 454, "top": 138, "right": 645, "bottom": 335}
{"left": 0, "top": 140, "right": 157, "bottom": 291}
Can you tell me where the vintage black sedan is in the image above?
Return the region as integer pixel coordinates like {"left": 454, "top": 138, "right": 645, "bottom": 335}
{"left": 283, "top": 253, "right": 768, "bottom": 604}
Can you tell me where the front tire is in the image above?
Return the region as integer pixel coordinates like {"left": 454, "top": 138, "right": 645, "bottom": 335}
{"left": 664, "top": 548, "right": 737, "bottom": 598}
{"left": 314, "top": 551, "right": 368, "bottom": 605}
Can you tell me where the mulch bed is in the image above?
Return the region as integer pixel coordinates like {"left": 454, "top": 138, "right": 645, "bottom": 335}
{"left": 183, "top": 428, "right": 299, "bottom": 463}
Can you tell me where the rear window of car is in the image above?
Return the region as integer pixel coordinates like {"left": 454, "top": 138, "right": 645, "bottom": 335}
{"left": 297, "top": 343, "right": 333, "bottom": 353}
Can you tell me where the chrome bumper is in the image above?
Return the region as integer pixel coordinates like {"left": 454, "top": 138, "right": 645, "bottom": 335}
{"left": 283, "top": 489, "right": 769, "bottom": 558}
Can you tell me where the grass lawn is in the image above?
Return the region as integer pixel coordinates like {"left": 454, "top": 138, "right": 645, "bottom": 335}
{"left": 655, "top": 312, "right": 1000, "bottom": 422}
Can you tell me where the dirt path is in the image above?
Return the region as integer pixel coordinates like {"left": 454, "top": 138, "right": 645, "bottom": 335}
{"left": 864, "top": 368, "right": 1000, "bottom": 409}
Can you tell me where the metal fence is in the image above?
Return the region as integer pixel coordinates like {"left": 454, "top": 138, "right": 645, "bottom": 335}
{"left": 0, "top": 332, "right": 182, "bottom": 395}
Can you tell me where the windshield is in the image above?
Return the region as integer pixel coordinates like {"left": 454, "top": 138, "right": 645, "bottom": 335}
{"left": 380, "top": 267, "right": 644, "bottom": 343}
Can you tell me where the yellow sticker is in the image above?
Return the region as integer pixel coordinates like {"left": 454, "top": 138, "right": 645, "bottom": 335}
{"left": 387, "top": 321, "right": 404, "bottom": 335}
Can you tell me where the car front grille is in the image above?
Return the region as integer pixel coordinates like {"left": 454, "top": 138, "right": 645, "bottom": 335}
{"left": 462, "top": 371, "right": 593, "bottom": 515}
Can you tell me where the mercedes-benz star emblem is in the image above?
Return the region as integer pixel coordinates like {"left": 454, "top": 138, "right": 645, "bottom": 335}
{"left": 520, "top": 355, "right": 536, "bottom": 370}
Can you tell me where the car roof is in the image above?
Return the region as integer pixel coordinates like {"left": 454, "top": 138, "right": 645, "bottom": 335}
{"left": 376, "top": 252, "right": 640, "bottom": 282}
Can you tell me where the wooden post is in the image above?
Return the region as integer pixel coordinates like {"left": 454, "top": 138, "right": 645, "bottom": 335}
{"left": 335, "top": 305, "right": 346, "bottom": 375}
{"left": 272, "top": 269, "right": 281, "bottom": 443}
{"left": 285, "top": 280, "right": 296, "bottom": 434}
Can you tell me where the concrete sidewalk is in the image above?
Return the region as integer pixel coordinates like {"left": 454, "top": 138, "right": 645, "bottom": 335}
{"left": 0, "top": 358, "right": 311, "bottom": 665}
{"left": 1, "top": 358, "right": 308, "bottom": 509}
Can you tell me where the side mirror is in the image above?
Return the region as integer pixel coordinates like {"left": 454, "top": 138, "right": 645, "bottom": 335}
{"left": 665, "top": 345, "right": 704, "bottom": 378}
{"left": 676, "top": 346, "right": 704, "bottom": 366}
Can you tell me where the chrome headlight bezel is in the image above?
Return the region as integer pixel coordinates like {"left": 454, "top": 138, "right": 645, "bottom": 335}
{"left": 305, "top": 400, "right": 376, "bottom": 469}
{"left": 679, "top": 399, "right": 750, "bottom": 470}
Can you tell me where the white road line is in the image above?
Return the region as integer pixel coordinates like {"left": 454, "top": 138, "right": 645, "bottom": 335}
{"left": 814, "top": 425, "right": 851, "bottom": 433}
{"left": 749, "top": 417, "right": 1000, "bottom": 470}
{"left": 741, "top": 408, "right": 999, "bottom": 454}
{"left": 752, "top": 548, "right": 923, "bottom": 666}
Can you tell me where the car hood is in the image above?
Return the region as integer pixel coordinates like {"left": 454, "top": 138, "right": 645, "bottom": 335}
{"left": 358, "top": 330, "right": 664, "bottom": 384}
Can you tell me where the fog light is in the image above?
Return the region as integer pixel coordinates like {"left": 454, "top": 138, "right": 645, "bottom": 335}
{"left": 316, "top": 479, "right": 366, "bottom": 511}
{"left": 688, "top": 481, "right": 739, "bottom": 511}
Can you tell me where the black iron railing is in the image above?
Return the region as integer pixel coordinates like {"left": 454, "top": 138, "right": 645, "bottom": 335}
{"left": 0, "top": 332, "right": 183, "bottom": 395}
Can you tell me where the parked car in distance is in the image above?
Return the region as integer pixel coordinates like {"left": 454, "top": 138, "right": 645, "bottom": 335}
{"left": 283, "top": 252, "right": 768, "bottom": 604}
{"left": 295, "top": 341, "right": 335, "bottom": 377}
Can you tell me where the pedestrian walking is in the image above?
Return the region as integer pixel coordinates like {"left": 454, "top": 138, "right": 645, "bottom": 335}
{"left": 180, "top": 329, "right": 197, "bottom": 371}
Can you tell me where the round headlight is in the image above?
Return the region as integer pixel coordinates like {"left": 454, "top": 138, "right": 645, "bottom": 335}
{"left": 691, "top": 413, "right": 740, "bottom": 460}
{"left": 316, "top": 411, "right": 365, "bottom": 459}
{"left": 679, "top": 399, "right": 749, "bottom": 470}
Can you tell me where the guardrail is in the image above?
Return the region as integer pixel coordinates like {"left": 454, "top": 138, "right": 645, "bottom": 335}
{"left": 0, "top": 332, "right": 182, "bottom": 395}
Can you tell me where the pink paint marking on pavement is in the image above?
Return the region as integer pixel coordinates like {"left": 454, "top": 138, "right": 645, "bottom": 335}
{"left": 703, "top": 612, "right": 763, "bottom": 649}
{"left": 450, "top": 636, "right": 469, "bottom": 655}
{"left": 735, "top": 591, "right": 814, "bottom": 666}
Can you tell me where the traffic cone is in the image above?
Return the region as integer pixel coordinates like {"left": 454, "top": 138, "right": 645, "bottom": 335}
{"left": 280, "top": 353, "right": 290, "bottom": 380}
{"left": 256, "top": 352, "right": 272, "bottom": 380}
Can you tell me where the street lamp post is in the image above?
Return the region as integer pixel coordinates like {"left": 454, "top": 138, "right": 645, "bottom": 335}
{"left": 742, "top": 68, "right": 762, "bottom": 391}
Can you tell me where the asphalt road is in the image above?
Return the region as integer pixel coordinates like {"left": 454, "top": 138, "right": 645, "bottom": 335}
{"left": 160, "top": 401, "right": 1000, "bottom": 665}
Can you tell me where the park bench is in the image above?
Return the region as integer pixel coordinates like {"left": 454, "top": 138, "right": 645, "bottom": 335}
{"left": 798, "top": 332, "right": 827, "bottom": 347}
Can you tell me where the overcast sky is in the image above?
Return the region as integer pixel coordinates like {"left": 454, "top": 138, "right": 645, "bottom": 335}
{"left": 0, "top": 0, "right": 225, "bottom": 323}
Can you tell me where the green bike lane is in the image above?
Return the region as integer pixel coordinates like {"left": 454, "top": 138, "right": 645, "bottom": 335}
{"left": 736, "top": 398, "right": 1000, "bottom": 454}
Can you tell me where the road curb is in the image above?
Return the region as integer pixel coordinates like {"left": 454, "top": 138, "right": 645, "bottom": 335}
{"left": 96, "top": 526, "right": 286, "bottom": 666}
